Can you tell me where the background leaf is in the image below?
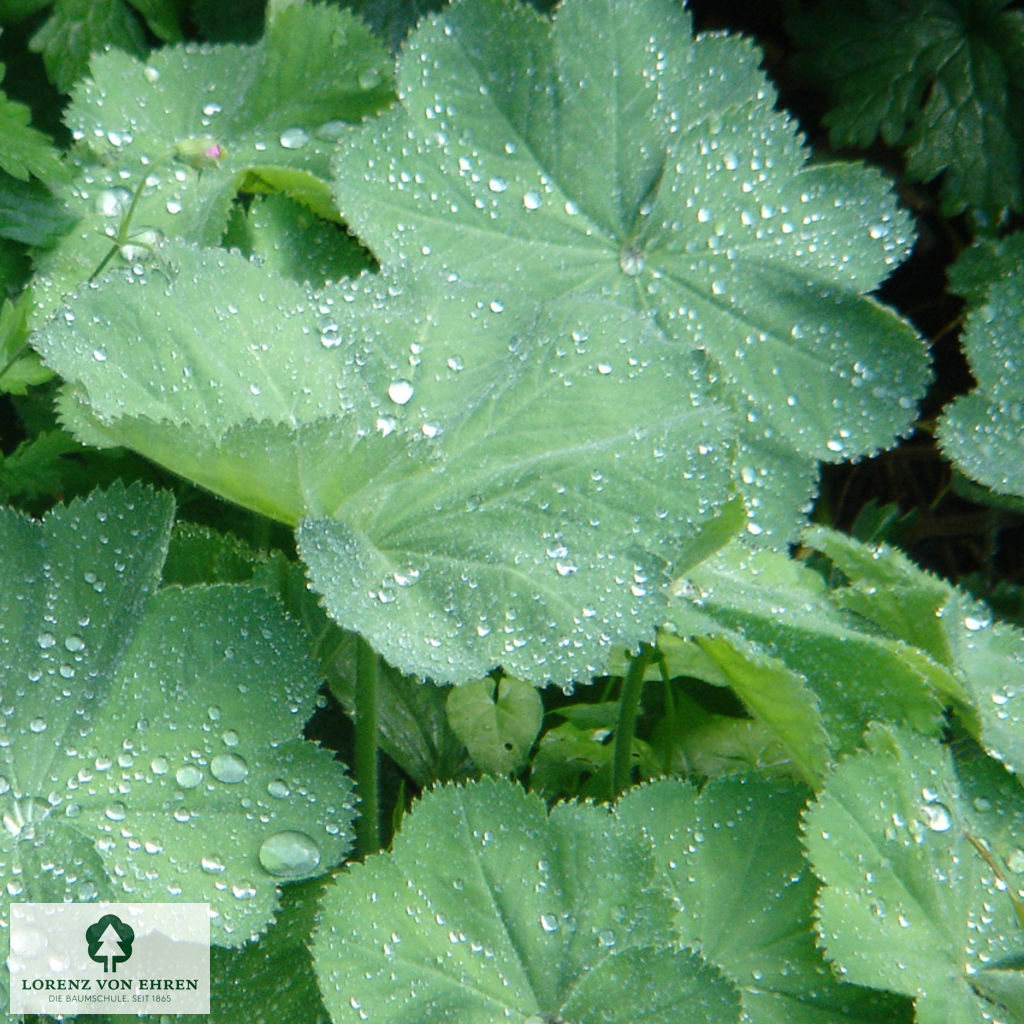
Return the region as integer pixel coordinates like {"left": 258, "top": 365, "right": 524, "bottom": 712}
{"left": 446, "top": 676, "right": 542, "bottom": 774}
{"left": 937, "top": 233, "right": 1024, "bottom": 499}
{"left": 790, "top": 0, "right": 1024, "bottom": 221}
{"left": 618, "top": 776, "right": 913, "bottom": 1024}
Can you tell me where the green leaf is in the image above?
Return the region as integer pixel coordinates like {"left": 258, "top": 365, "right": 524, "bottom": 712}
{"left": 667, "top": 540, "right": 946, "bottom": 755}
{"left": 326, "top": 635, "right": 468, "bottom": 787}
{"left": 0, "top": 291, "right": 53, "bottom": 396}
{"left": 618, "top": 776, "right": 913, "bottom": 1024}
{"left": 0, "top": 62, "right": 65, "bottom": 183}
{"left": 694, "top": 633, "right": 830, "bottom": 786}
{"left": 227, "top": 193, "right": 373, "bottom": 285}
{"left": 31, "top": 0, "right": 149, "bottom": 92}
{"left": 0, "top": 169, "right": 76, "bottom": 247}
{"left": 171, "top": 878, "right": 331, "bottom": 1024}
{"left": 804, "top": 724, "right": 1024, "bottom": 1024}
{"left": 330, "top": 0, "right": 929, "bottom": 537}
{"left": 446, "top": 676, "right": 542, "bottom": 774}
{"left": 0, "top": 483, "right": 355, "bottom": 950}
{"left": 790, "top": 0, "right": 1024, "bottom": 220}
{"left": 312, "top": 777, "right": 741, "bottom": 1024}
{"left": 805, "top": 526, "right": 1024, "bottom": 779}
{"left": 36, "top": 242, "right": 735, "bottom": 684}
{"left": 32, "top": 1, "right": 392, "bottom": 314}
{"left": 937, "top": 233, "right": 1024, "bottom": 499}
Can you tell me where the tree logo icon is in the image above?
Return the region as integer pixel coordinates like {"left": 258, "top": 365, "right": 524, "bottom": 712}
{"left": 85, "top": 914, "right": 134, "bottom": 973}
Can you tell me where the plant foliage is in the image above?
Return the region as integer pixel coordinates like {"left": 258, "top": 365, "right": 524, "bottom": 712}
{"left": 790, "top": 0, "right": 1024, "bottom": 222}
{"left": 0, "top": 0, "right": 1021, "bottom": 1021}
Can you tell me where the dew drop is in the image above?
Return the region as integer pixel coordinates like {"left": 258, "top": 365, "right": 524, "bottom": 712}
{"left": 258, "top": 830, "right": 321, "bottom": 877}
{"left": 618, "top": 246, "right": 646, "bottom": 276}
{"left": 388, "top": 379, "right": 415, "bottom": 405}
{"left": 358, "top": 67, "right": 382, "bottom": 90}
{"left": 279, "top": 127, "right": 310, "bottom": 150}
{"left": 105, "top": 802, "right": 127, "bottom": 821}
{"left": 175, "top": 765, "right": 203, "bottom": 789}
{"left": 210, "top": 752, "right": 249, "bottom": 784}
{"left": 539, "top": 913, "right": 559, "bottom": 933}
{"left": 201, "top": 855, "right": 226, "bottom": 874}
{"left": 918, "top": 800, "right": 952, "bottom": 832}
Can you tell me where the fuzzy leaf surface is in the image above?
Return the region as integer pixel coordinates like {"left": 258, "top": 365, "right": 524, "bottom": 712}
{"left": 0, "top": 483, "right": 354, "bottom": 954}
{"left": 804, "top": 724, "right": 1024, "bottom": 1024}
{"left": 331, "top": 0, "right": 929, "bottom": 538}
{"left": 312, "top": 777, "right": 740, "bottom": 1024}
{"left": 35, "top": 242, "right": 734, "bottom": 684}
{"left": 617, "top": 777, "right": 913, "bottom": 1024}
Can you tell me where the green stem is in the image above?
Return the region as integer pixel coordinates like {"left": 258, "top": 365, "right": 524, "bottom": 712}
{"left": 654, "top": 647, "right": 677, "bottom": 775}
{"left": 353, "top": 635, "right": 381, "bottom": 856}
{"left": 611, "top": 643, "right": 653, "bottom": 799}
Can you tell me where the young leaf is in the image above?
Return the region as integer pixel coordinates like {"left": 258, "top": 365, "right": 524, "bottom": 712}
{"left": 32, "top": 1, "right": 392, "bottom": 314}
{"left": 804, "top": 724, "right": 1024, "bottom": 1024}
{"left": 937, "top": 233, "right": 1024, "bottom": 499}
{"left": 446, "top": 676, "right": 542, "bottom": 774}
{"left": 0, "top": 483, "right": 355, "bottom": 951}
{"left": 617, "top": 777, "right": 913, "bottom": 1024}
{"left": 35, "top": 242, "right": 735, "bottom": 684}
{"left": 790, "top": 0, "right": 1024, "bottom": 221}
{"left": 312, "top": 777, "right": 741, "bottom": 1024}
{"left": 330, "top": 0, "right": 930, "bottom": 537}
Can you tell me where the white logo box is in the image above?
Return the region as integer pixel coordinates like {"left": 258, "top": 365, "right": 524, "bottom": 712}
{"left": 10, "top": 902, "right": 209, "bottom": 1015}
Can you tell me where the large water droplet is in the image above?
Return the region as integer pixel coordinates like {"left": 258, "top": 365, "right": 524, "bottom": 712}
{"left": 619, "top": 246, "right": 646, "bottom": 276}
{"left": 918, "top": 800, "right": 952, "bottom": 832}
{"left": 175, "top": 765, "right": 203, "bottom": 789}
{"left": 210, "top": 753, "right": 249, "bottom": 784}
{"left": 258, "top": 830, "right": 321, "bottom": 877}
{"left": 279, "top": 127, "right": 310, "bottom": 150}
{"left": 388, "top": 379, "right": 415, "bottom": 405}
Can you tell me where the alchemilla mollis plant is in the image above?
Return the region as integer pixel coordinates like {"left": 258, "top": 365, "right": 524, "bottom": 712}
{"left": 1, "top": 0, "right": 1022, "bottom": 1021}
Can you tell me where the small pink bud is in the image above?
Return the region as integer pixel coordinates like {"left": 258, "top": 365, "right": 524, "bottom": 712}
{"left": 173, "top": 137, "right": 227, "bottom": 169}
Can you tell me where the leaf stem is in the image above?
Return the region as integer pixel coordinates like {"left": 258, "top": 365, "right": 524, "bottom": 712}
{"left": 611, "top": 643, "right": 653, "bottom": 799}
{"left": 354, "top": 635, "right": 381, "bottom": 856}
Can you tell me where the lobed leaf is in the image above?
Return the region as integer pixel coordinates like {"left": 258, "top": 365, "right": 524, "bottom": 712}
{"left": 312, "top": 777, "right": 740, "bottom": 1024}
{"left": 937, "top": 233, "right": 1024, "bottom": 499}
{"left": 804, "top": 724, "right": 1024, "bottom": 1024}
{"left": 790, "top": 0, "right": 1024, "bottom": 221}
{"left": 33, "top": 0, "right": 392, "bottom": 316}
{"left": 618, "top": 776, "right": 913, "bottom": 1024}
{"left": 331, "top": 0, "right": 930, "bottom": 537}
{"left": 36, "top": 242, "right": 735, "bottom": 684}
{"left": 0, "top": 483, "right": 355, "bottom": 960}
